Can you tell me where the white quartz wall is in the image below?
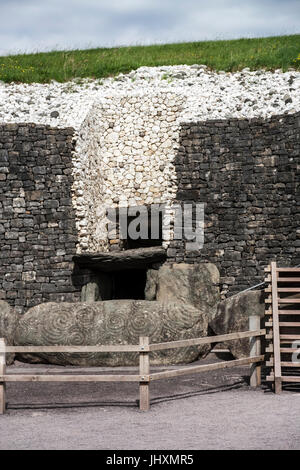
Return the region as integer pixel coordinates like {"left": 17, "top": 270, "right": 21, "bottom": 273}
{"left": 1, "top": 65, "right": 299, "bottom": 253}
{"left": 72, "top": 91, "right": 186, "bottom": 253}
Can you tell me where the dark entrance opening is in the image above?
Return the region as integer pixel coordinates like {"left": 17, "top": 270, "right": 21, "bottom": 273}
{"left": 74, "top": 246, "right": 166, "bottom": 302}
{"left": 112, "top": 269, "right": 147, "bottom": 300}
{"left": 107, "top": 205, "right": 164, "bottom": 250}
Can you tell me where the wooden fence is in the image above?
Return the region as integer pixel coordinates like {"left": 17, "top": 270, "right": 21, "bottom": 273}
{"left": 264, "top": 262, "right": 300, "bottom": 393}
{"left": 0, "top": 315, "right": 265, "bottom": 413}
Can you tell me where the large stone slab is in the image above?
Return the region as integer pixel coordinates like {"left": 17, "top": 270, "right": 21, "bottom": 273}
{"left": 145, "top": 263, "right": 220, "bottom": 319}
{"left": 15, "top": 300, "right": 210, "bottom": 366}
{"left": 73, "top": 247, "right": 166, "bottom": 272}
{"left": 210, "top": 290, "right": 265, "bottom": 358}
{"left": 0, "top": 300, "right": 20, "bottom": 364}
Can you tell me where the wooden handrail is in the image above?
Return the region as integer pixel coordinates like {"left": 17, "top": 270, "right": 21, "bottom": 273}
{"left": 0, "top": 374, "right": 145, "bottom": 383}
{"left": 0, "top": 329, "right": 266, "bottom": 354}
{"left": 150, "top": 355, "right": 264, "bottom": 381}
{"left": 0, "top": 317, "right": 264, "bottom": 413}
{"left": 1, "top": 344, "right": 146, "bottom": 353}
{"left": 149, "top": 329, "right": 265, "bottom": 352}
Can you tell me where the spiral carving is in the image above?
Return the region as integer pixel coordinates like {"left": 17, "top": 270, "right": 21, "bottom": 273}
{"left": 15, "top": 299, "right": 209, "bottom": 366}
{"left": 104, "top": 310, "right": 127, "bottom": 337}
{"left": 40, "top": 309, "right": 74, "bottom": 345}
{"left": 74, "top": 304, "right": 96, "bottom": 331}
{"left": 127, "top": 301, "right": 161, "bottom": 339}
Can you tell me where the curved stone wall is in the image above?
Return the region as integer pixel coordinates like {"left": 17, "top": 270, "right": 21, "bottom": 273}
{"left": 0, "top": 107, "right": 299, "bottom": 311}
{"left": 169, "top": 111, "right": 300, "bottom": 296}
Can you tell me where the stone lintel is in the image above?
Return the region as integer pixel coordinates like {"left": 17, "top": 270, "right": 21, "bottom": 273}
{"left": 73, "top": 247, "right": 166, "bottom": 271}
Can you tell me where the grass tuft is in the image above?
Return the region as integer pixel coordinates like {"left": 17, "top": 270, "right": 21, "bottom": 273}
{"left": 0, "top": 35, "right": 299, "bottom": 84}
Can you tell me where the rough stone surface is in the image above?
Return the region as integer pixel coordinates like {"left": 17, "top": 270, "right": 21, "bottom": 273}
{"left": 0, "top": 112, "right": 299, "bottom": 312}
{"left": 146, "top": 263, "right": 220, "bottom": 320}
{"left": 0, "top": 300, "right": 20, "bottom": 364}
{"left": 168, "top": 112, "right": 300, "bottom": 296}
{"left": 144, "top": 269, "right": 159, "bottom": 301}
{"left": 80, "top": 281, "right": 100, "bottom": 303}
{"left": 0, "top": 123, "right": 85, "bottom": 314}
{"left": 74, "top": 247, "right": 166, "bottom": 271}
{"left": 72, "top": 92, "right": 185, "bottom": 253}
{"left": 14, "top": 301, "right": 210, "bottom": 366}
{"left": 0, "top": 68, "right": 299, "bottom": 313}
{"left": 0, "top": 66, "right": 299, "bottom": 129}
{"left": 210, "top": 290, "right": 265, "bottom": 358}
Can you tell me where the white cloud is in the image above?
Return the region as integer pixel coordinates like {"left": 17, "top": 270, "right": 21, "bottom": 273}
{"left": 0, "top": 0, "right": 299, "bottom": 55}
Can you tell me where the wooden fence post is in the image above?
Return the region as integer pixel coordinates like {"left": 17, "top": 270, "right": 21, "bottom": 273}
{"left": 139, "top": 336, "right": 150, "bottom": 411}
{"left": 271, "top": 261, "right": 282, "bottom": 394}
{"left": 249, "top": 316, "right": 261, "bottom": 387}
{"left": 0, "top": 338, "right": 6, "bottom": 414}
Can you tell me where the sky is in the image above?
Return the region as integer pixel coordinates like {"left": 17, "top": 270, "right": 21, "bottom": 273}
{"left": 0, "top": 0, "right": 299, "bottom": 56}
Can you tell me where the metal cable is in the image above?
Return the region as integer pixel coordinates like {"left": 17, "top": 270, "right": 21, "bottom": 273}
{"left": 228, "top": 263, "right": 300, "bottom": 299}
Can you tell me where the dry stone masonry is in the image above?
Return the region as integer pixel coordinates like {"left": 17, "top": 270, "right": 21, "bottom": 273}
{"left": 169, "top": 111, "right": 300, "bottom": 296}
{"left": 72, "top": 91, "right": 185, "bottom": 253}
{"left": 0, "top": 65, "right": 299, "bottom": 314}
{"left": 0, "top": 124, "right": 82, "bottom": 314}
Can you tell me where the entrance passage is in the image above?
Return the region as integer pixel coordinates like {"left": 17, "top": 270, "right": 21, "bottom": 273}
{"left": 112, "top": 269, "right": 147, "bottom": 300}
{"left": 74, "top": 246, "right": 166, "bottom": 303}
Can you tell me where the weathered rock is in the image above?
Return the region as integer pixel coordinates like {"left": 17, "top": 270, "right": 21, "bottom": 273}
{"left": 81, "top": 281, "right": 100, "bottom": 303}
{"left": 81, "top": 272, "right": 114, "bottom": 302}
{"left": 144, "top": 269, "right": 158, "bottom": 301}
{"left": 15, "top": 300, "right": 210, "bottom": 366}
{"left": 74, "top": 247, "right": 167, "bottom": 272}
{"left": 0, "top": 300, "right": 20, "bottom": 364}
{"left": 210, "top": 290, "right": 265, "bottom": 358}
{"left": 146, "top": 263, "right": 220, "bottom": 320}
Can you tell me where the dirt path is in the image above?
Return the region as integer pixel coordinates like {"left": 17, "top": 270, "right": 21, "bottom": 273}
{"left": 0, "top": 354, "right": 299, "bottom": 450}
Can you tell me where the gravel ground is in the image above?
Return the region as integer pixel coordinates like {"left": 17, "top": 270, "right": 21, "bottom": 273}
{"left": 0, "top": 353, "right": 299, "bottom": 450}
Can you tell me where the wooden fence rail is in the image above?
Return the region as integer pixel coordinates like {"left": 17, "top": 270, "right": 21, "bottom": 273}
{"left": 0, "top": 315, "right": 265, "bottom": 413}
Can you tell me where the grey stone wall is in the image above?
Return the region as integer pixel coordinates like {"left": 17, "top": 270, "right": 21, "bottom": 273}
{"left": 0, "top": 112, "right": 299, "bottom": 312}
{"left": 0, "top": 123, "right": 83, "bottom": 313}
{"left": 168, "top": 112, "right": 300, "bottom": 296}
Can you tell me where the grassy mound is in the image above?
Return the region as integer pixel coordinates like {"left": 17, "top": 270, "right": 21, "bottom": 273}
{"left": 0, "top": 34, "right": 299, "bottom": 84}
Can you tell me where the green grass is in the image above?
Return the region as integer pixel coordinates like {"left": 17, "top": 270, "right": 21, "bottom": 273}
{"left": 0, "top": 34, "right": 299, "bottom": 84}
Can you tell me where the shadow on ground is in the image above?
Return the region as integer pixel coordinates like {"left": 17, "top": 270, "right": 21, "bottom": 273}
{"left": 5, "top": 352, "right": 275, "bottom": 411}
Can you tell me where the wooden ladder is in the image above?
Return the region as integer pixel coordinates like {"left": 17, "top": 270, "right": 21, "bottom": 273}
{"left": 264, "top": 262, "right": 300, "bottom": 393}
